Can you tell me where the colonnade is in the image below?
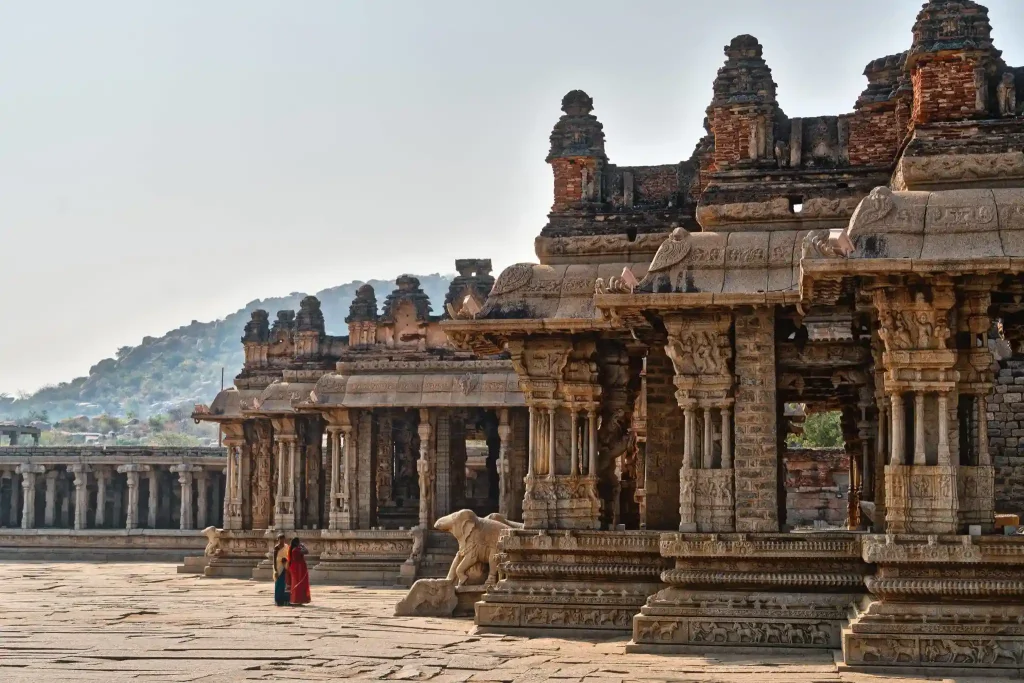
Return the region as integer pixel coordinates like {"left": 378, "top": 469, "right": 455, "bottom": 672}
{"left": 0, "top": 463, "right": 225, "bottom": 531}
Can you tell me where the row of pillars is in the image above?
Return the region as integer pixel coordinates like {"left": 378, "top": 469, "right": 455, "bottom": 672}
{"left": 527, "top": 405, "right": 597, "bottom": 478}
{"left": 886, "top": 391, "right": 991, "bottom": 467}
{"left": 7, "top": 463, "right": 222, "bottom": 531}
{"left": 682, "top": 405, "right": 733, "bottom": 470}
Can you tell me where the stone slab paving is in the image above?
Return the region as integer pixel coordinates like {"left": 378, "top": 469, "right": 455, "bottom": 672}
{"left": 0, "top": 562, "right": 1006, "bottom": 682}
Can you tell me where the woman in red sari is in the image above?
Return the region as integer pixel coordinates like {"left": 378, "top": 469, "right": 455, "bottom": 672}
{"left": 287, "top": 537, "right": 311, "bottom": 606}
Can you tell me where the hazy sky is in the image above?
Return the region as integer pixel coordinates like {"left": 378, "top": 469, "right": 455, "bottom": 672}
{"left": 3, "top": 0, "right": 1023, "bottom": 395}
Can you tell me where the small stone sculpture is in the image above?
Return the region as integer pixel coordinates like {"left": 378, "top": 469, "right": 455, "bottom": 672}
{"left": 202, "top": 526, "right": 221, "bottom": 557}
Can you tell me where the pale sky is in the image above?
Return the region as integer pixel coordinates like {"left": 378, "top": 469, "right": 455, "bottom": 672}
{"left": 2, "top": 0, "right": 1023, "bottom": 395}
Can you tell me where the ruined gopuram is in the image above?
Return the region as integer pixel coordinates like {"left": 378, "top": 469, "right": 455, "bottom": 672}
{"left": 193, "top": 264, "right": 527, "bottom": 584}
{"left": 443, "top": 1, "right": 1024, "bottom": 672}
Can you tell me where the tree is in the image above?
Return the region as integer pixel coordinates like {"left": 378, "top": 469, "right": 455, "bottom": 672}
{"left": 788, "top": 410, "right": 843, "bottom": 448}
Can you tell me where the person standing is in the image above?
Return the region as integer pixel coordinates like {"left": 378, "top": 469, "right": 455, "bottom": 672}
{"left": 288, "top": 537, "right": 311, "bottom": 606}
{"left": 272, "top": 533, "right": 290, "bottom": 607}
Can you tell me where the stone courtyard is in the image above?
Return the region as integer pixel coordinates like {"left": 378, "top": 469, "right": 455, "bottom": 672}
{"left": 0, "top": 561, "right": 1005, "bottom": 683}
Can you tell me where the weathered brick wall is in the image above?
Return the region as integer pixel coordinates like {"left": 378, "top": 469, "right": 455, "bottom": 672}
{"left": 847, "top": 109, "right": 899, "bottom": 166}
{"left": 709, "top": 108, "right": 749, "bottom": 169}
{"left": 911, "top": 58, "right": 981, "bottom": 124}
{"left": 643, "top": 344, "right": 682, "bottom": 530}
{"left": 989, "top": 358, "right": 1024, "bottom": 516}
{"left": 733, "top": 309, "right": 779, "bottom": 532}
{"left": 550, "top": 157, "right": 597, "bottom": 212}
{"left": 783, "top": 447, "right": 849, "bottom": 528}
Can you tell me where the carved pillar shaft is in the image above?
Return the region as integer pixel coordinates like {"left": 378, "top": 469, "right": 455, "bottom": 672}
{"left": 702, "top": 408, "right": 714, "bottom": 470}
{"left": 891, "top": 394, "right": 905, "bottom": 466}
{"left": 977, "top": 394, "right": 991, "bottom": 466}
{"left": 72, "top": 467, "right": 89, "bottom": 531}
{"left": 547, "top": 407, "right": 556, "bottom": 478}
{"left": 147, "top": 470, "right": 159, "bottom": 528}
{"left": 527, "top": 406, "right": 536, "bottom": 477}
{"left": 497, "top": 410, "right": 510, "bottom": 517}
{"left": 329, "top": 428, "right": 341, "bottom": 514}
{"left": 175, "top": 469, "right": 195, "bottom": 530}
{"left": 96, "top": 471, "right": 107, "bottom": 528}
{"left": 125, "top": 472, "right": 139, "bottom": 529}
{"left": 196, "top": 472, "right": 208, "bottom": 529}
{"left": 21, "top": 472, "right": 36, "bottom": 529}
{"left": 570, "top": 409, "right": 579, "bottom": 476}
{"left": 721, "top": 407, "right": 732, "bottom": 470}
{"left": 342, "top": 426, "right": 354, "bottom": 527}
{"left": 417, "top": 411, "right": 433, "bottom": 529}
{"left": 683, "top": 408, "right": 695, "bottom": 469}
{"left": 937, "top": 392, "right": 950, "bottom": 467}
{"left": 914, "top": 392, "right": 926, "bottom": 466}
{"left": 587, "top": 409, "right": 597, "bottom": 478}
{"left": 44, "top": 472, "right": 57, "bottom": 527}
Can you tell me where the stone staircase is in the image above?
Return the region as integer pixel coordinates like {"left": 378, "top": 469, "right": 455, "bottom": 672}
{"left": 417, "top": 531, "right": 457, "bottom": 579}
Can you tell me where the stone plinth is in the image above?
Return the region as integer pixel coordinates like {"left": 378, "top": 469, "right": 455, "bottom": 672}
{"left": 475, "top": 529, "right": 667, "bottom": 634}
{"left": 844, "top": 534, "right": 1024, "bottom": 673}
{"left": 885, "top": 465, "right": 959, "bottom": 534}
{"left": 959, "top": 465, "right": 995, "bottom": 532}
{"left": 630, "top": 533, "right": 868, "bottom": 652}
{"left": 0, "top": 528, "right": 206, "bottom": 562}
{"left": 309, "top": 529, "right": 413, "bottom": 585}
{"left": 203, "top": 529, "right": 272, "bottom": 579}
{"left": 522, "top": 475, "right": 602, "bottom": 530}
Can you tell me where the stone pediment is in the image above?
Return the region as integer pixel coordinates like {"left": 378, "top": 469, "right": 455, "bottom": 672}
{"left": 305, "top": 361, "right": 523, "bottom": 409}
{"left": 244, "top": 382, "right": 317, "bottom": 414}
{"left": 195, "top": 388, "right": 262, "bottom": 420}
{"left": 480, "top": 261, "right": 650, "bottom": 322}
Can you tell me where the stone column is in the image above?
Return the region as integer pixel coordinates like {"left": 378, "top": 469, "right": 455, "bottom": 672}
{"left": 587, "top": 408, "right": 597, "bottom": 477}
{"left": 341, "top": 425, "right": 355, "bottom": 529}
{"left": 328, "top": 427, "right": 341, "bottom": 529}
{"left": 17, "top": 464, "right": 44, "bottom": 529}
{"left": 937, "top": 392, "right": 951, "bottom": 467}
{"left": 569, "top": 408, "right": 579, "bottom": 476}
{"left": 116, "top": 464, "right": 149, "bottom": 530}
{"left": 547, "top": 407, "right": 556, "bottom": 478}
{"left": 95, "top": 468, "right": 107, "bottom": 528}
{"left": 702, "top": 408, "right": 714, "bottom": 469}
{"left": 171, "top": 464, "right": 199, "bottom": 530}
{"left": 69, "top": 465, "right": 90, "bottom": 530}
{"left": 44, "top": 471, "right": 58, "bottom": 527}
{"left": 890, "top": 394, "right": 904, "bottom": 466}
{"left": 416, "top": 410, "right": 433, "bottom": 529}
{"left": 147, "top": 469, "right": 159, "bottom": 528}
{"left": 721, "top": 406, "right": 733, "bottom": 469}
{"left": 527, "top": 407, "right": 536, "bottom": 477}
{"left": 273, "top": 437, "right": 296, "bottom": 531}
{"left": 224, "top": 440, "right": 243, "bottom": 530}
{"left": 978, "top": 394, "right": 991, "bottom": 466}
{"left": 683, "top": 407, "right": 695, "bottom": 469}
{"left": 196, "top": 470, "right": 208, "bottom": 528}
{"left": 497, "top": 409, "right": 511, "bottom": 517}
{"left": 914, "top": 392, "right": 926, "bottom": 465}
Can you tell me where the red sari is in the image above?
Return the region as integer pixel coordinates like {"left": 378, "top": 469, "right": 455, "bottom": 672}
{"left": 288, "top": 545, "right": 311, "bottom": 605}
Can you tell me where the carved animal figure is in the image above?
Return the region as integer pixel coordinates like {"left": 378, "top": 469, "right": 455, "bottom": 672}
{"left": 202, "top": 526, "right": 221, "bottom": 557}
{"left": 640, "top": 227, "right": 692, "bottom": 289}
{"left": 434, "top": 509, "right": 521, "bottom": 586}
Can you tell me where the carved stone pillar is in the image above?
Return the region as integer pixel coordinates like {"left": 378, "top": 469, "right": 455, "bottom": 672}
{"left": 95, "top": 468, "right": 107, "bottom": 528}
{"left": 327, "top": 426, "right": 342, "bottom": 529}
{"left": 416, "top": 409, "right": 434, "bottom": 529}
{"left": 17, "top": 464, "right": 44, "bottom": 529}
{"left": 116, "top": 464, "right": 149, "bottom": 530}
{"left": 171, "top": 464, "right": 200, "bottom": 530}
{"left": 272, "top": 434, "right": 297, "bottom": 531}
{"left": 44, "top": 471, "right": 58, "bottom": 527}
{"left": 873, "top": 278, "right": 958, "bottom": 534}
{"left": 196, "top": 470, "right": 208, "bottom": 529}
{"left": 69, "top": 465, "right": 90, "bottom": 530}
{"left": 497, "top": 409, "right": 511, "bottom": 517}
{"left": 147, "top": 469, "right": 159, "bottom": 528}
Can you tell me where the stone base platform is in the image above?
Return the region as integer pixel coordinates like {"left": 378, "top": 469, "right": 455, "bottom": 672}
{"left": 176, "top": 555, "right": 208, "bottom": 574}
{"left": 630, "top": 532, "right": 869, "bottom": 652}
{"left": 475, "top": 529, "right": 668, "bottom": 634}
{"left": 629, "top": 589, "right": 857, "bottom": 651}
{"left": 0, "top": 528, "right": 206, "bottom": 562}
{"left": 841, "top": 533, "right": 1024, "bottom": 673}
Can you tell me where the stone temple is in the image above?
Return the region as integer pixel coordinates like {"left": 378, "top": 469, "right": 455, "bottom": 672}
{"left": 5, "top": 0, "right": 1024, "bottom": 675}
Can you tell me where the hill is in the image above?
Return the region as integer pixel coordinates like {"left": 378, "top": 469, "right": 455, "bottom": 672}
{"left": 0, "top": 275, "right": 452, "bottom": 422}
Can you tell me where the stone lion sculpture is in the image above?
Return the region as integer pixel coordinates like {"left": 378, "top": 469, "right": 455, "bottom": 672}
{"left": 202, "top": 526, "right": 221, "bottom": 557}
{"left": 394, "top": 510, "right": 522, "bottom": 618}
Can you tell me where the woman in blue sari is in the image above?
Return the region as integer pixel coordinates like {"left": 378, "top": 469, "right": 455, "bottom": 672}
{"left": 272, "top": 533, "right": 290, "bottom": 607}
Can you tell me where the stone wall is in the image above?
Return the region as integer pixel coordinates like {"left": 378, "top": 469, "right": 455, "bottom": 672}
{"left": 989, "top": 357, "right": 1024, "bottom": 516}
{"left": 847, "top": 109, "right": 899, "bottom": 166}
{"left": 643, "top": 343, "right": 682, "bottom": 530}
{"left": 783, "top": 447, "right": 849, "bottom": 528}
{"left": 733, "top": 309, "right": 779, "bottom": 532}
{"left": 911, "top": 58, "right": 981, "bottom": 124}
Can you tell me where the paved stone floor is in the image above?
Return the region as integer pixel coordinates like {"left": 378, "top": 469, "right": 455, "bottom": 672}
{"left": 0, "top": 562, "right": 1008, "bottom": 682}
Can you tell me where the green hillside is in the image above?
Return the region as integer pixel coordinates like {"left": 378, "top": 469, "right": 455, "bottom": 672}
{"left": 0, "top": 275, "right": 452, "bottom": 421}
